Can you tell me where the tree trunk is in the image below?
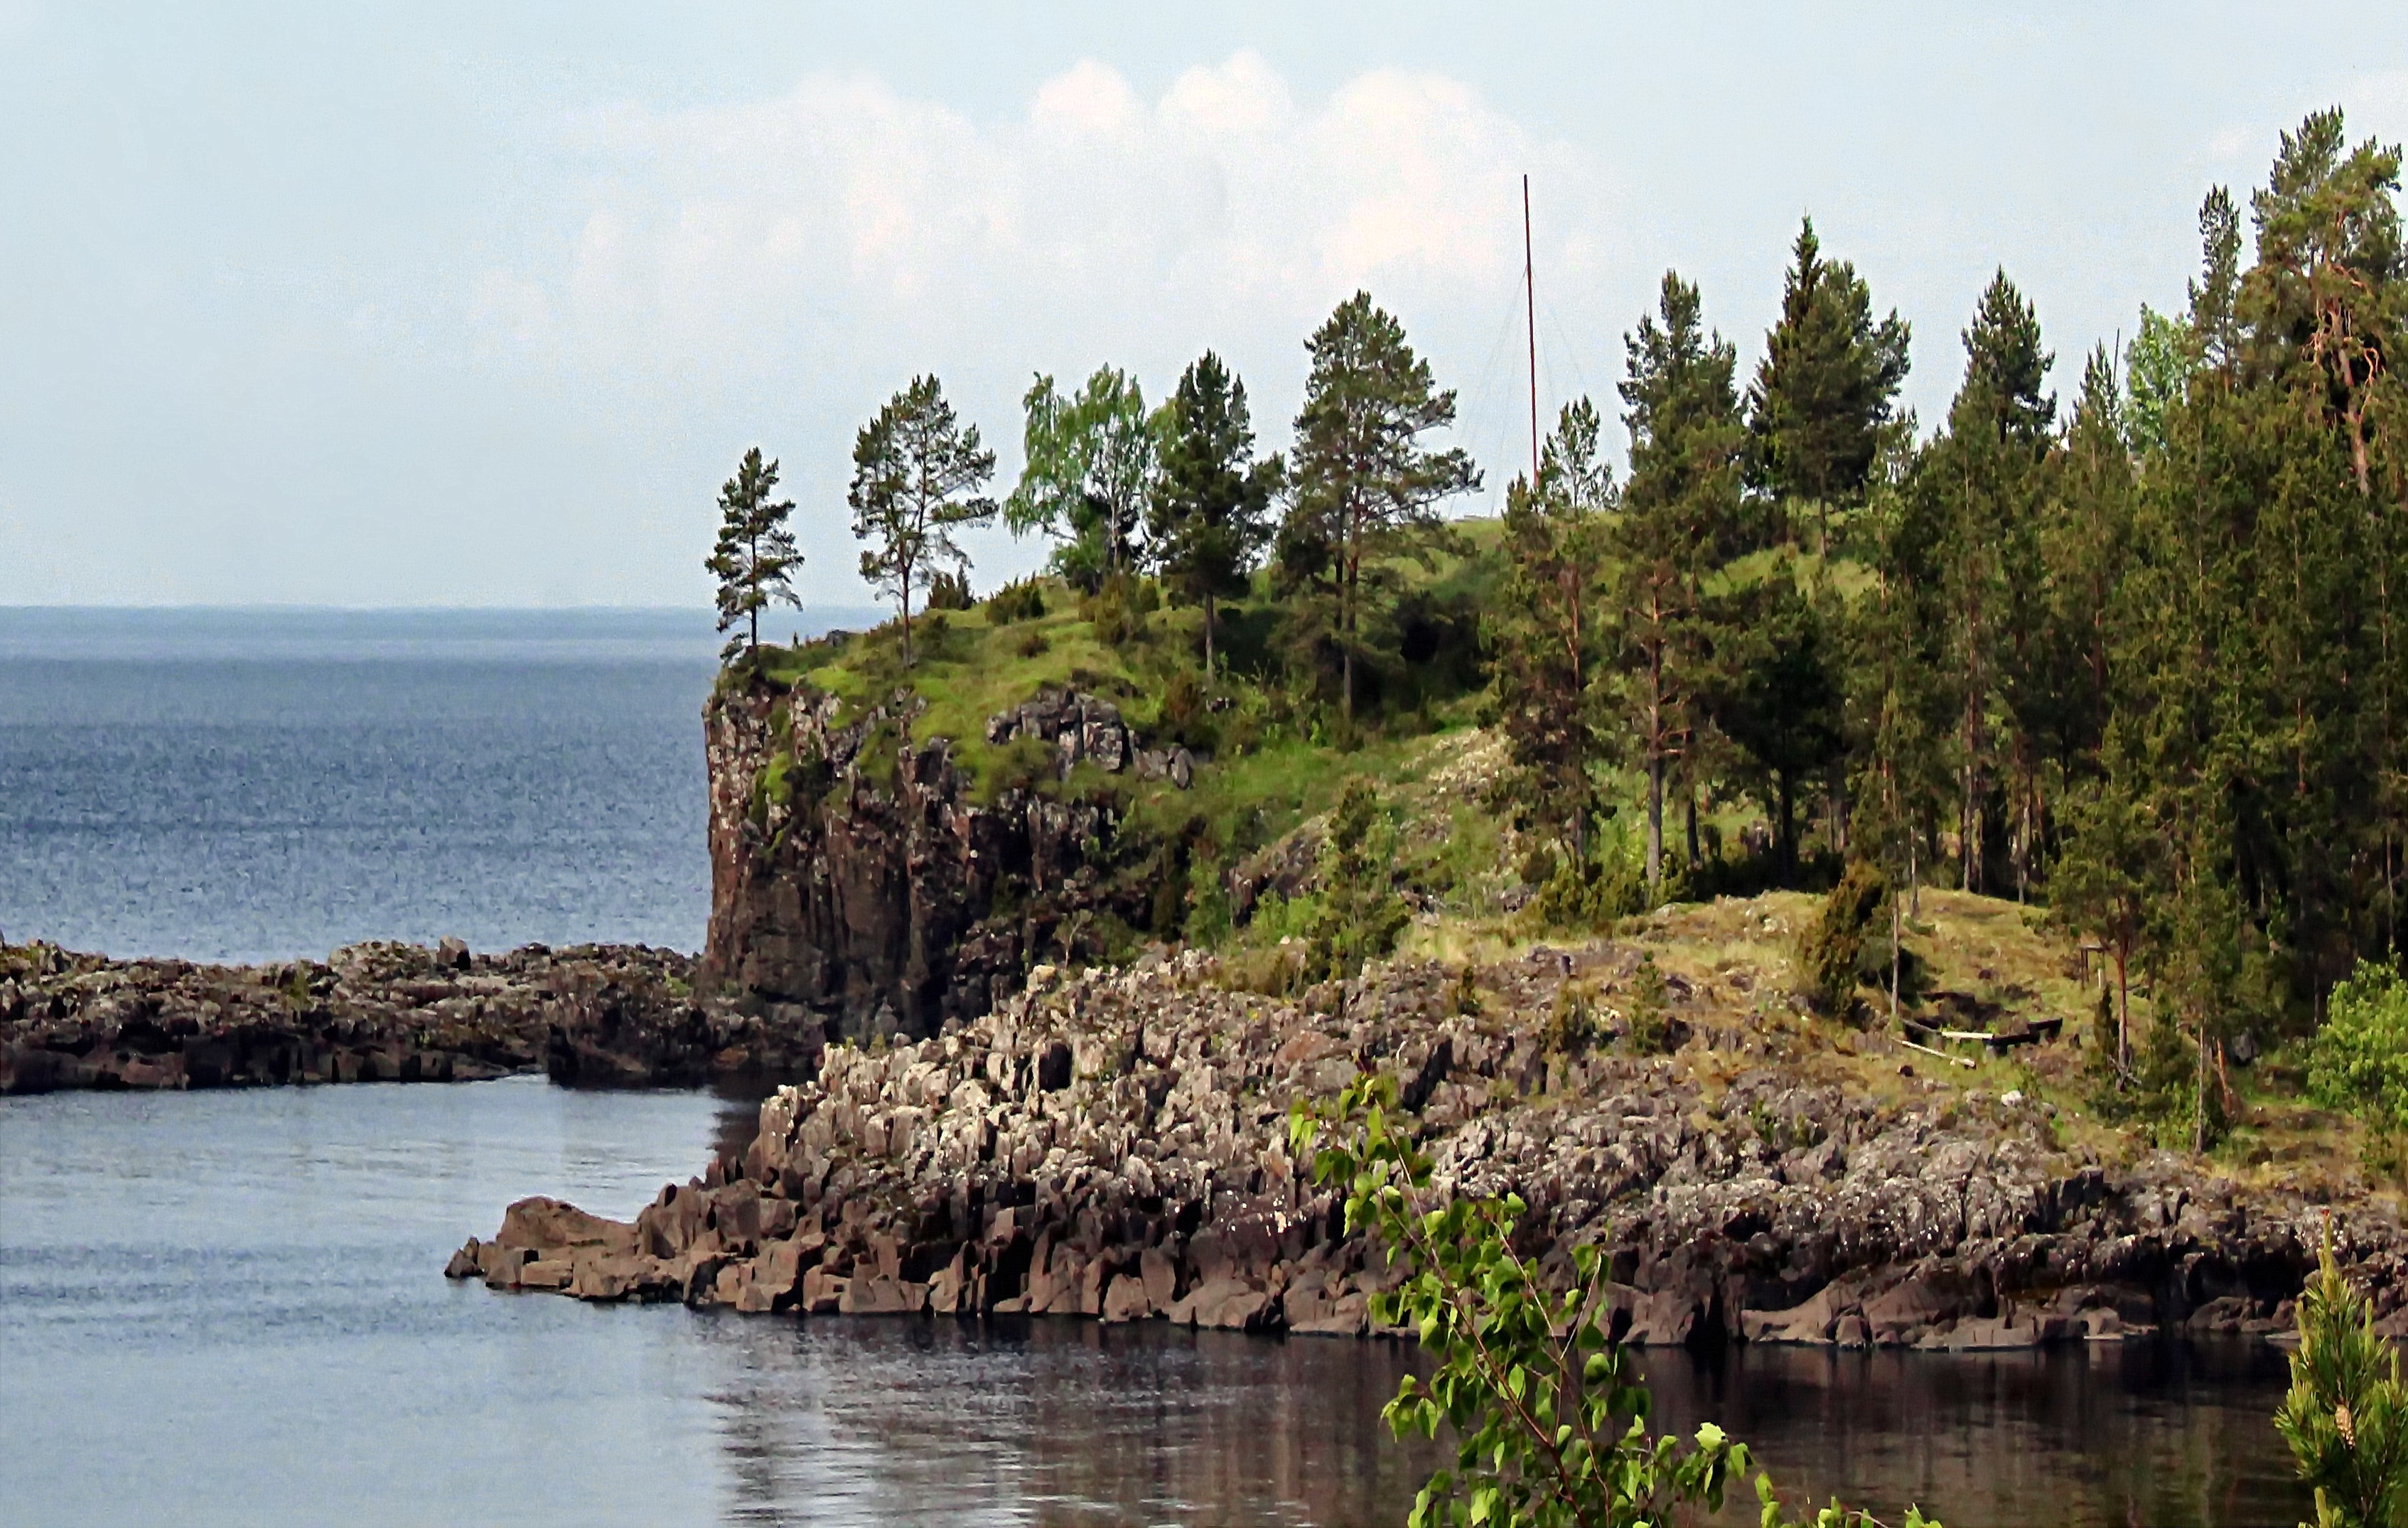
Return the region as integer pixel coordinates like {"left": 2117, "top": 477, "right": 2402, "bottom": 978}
{"left": 1686, "top": 778, "right": 1701, "bottom": 870}
{"left": 2115, "top": 941, "right": 2131, "bottom": 1078}
{"left": 1776, "top": 770, "right": 1795, "bottom": 884}
{"left": 1889, "top": 885, "right": 1901, "bottom": 1027}
{"left": 1645, "top": 755, "right": 1665, "bottom": 902}
{"left": 1203, "top": 591, "right": 1216, "bottom": 677}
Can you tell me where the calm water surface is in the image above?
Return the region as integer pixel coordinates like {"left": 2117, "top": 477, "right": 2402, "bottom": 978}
{"left": 0, "top": 609, "right": 2319, "bottom": 1524}
{"left": 0, "top": 1082, "right": 2308, "bottom": 1527}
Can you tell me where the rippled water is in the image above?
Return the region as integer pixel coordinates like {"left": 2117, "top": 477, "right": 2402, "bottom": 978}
{"left": 0, "top": 606, "right": 868, "bottom": 962}
{"left": 0, "top": 1082, "right": 2310, "bottom": 1527}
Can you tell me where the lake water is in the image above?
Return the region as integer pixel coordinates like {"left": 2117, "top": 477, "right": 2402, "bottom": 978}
{"left": 0, "top": 1080, "right": 2311, "bottom": 1527}
{"left": 0, "top": 606, "right": 868, "bottom": 962}
{"left": 0, "top": 607, "right": 2318, "bottom": 1524}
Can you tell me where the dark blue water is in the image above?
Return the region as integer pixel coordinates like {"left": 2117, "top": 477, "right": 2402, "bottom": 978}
{"left": 0, "top": 607, "right": 865, "bottom": 961}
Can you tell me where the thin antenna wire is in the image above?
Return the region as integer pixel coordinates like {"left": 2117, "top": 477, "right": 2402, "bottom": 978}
{"left": 1524, "top": 173, "right": 1540, "bottom": 486}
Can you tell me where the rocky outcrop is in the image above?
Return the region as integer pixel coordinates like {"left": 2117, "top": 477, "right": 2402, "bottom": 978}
{"left": 702, "top": 680, "right": 1178, "bottom": 1045}
{"left": 0, "top": 938, "right": 813, "bottom": 1093}
{"left": 454, "top": 942, "right": 2408, "bottom": 1346}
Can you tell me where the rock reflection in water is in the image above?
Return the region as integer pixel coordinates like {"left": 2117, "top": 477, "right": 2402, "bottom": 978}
{"left": 1640, "top": 1340, "right": 2308, "bottom": 1528}
{"left": 697, "top": 1316, "right": 1441, "bottom": 1526}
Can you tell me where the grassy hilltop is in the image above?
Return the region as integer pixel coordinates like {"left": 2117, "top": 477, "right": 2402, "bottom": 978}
{"left": 718, "top": 521, "right": 2385, "bottom": 1206}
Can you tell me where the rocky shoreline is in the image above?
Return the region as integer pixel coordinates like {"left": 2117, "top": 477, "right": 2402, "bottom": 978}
{"left": 449, "top": 942, "right": 2408, "bottom": 1348}
{"left": 0, "top": 938, "right": 821, "bottom": 1094}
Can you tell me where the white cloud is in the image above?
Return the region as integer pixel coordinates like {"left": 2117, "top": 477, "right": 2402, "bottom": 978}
{"left": 484, "top": 54, "right": 1616, "bottom": 387}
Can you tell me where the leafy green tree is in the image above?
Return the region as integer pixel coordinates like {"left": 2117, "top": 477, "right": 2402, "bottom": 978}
{"left": 1743, "top": 216, "right": 1913, "bottom": 552}
{"left": 2124, "top": 305, "right": 2194, "bottom": 459}
{"left": 2308, "top": 959, "right": 2408, "bottom": 1144}
{"left": 848, "top": 375, "right": 997, "bottom": 667}
{"left": 1291, "top": 1076, "right": 1942, "bottom": 1528}
{"left": 1488, "top": 400, "right": 1612, "bottom": 865}
{"left": 704, "top": 446, "right": 802, "bottom": 664}
{"left": 1287, "top": 291, "right": 1482, "bottom": 729}
{"left": 1617, "top": 271, "right": 1743, "bottom": 895}
{"left": 1148, "top": 351, "right": 1276, "bottom": 674}
{"left": 1006, "top": 365, "right": 1156, "bottom": 586}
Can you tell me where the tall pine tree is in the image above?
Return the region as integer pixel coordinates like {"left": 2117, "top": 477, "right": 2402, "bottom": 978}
{"left": 1149, "top": 352, "right": 1276, "bottom": 676}
{"left": 705, "top": 446, "right": 801, "bottom": 664}
{"left": 1616, "top": 271, "right": 1743, "bottom": 895}
{"left": 1744, "top": 217, "right": 1913, "bottom": 552}
{"left": 1286, "top": 291, "right": 1481, "bottom": 731}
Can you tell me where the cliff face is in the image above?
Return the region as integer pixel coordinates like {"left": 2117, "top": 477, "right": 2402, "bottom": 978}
{"left": 702, "top": 678, "right": 1160, "bottom": 1045}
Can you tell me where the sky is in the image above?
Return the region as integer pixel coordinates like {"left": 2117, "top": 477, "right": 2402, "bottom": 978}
{"left": 3, "top": 4, "right": 2405, "bottom": 608}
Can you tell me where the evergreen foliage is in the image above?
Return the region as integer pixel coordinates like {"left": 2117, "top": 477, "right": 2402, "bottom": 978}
{"left": 704, "top": 446, "right": 801, "bottom": 663}
{"left": 1616, "top": 272, "right": 1743, "bottom": 893}
{"left": 849, "top": 375, "right": 997, "bottom": 668}
{"left": 1285, "top": 291, "right": 1483, "bottom": 731}
{"left": 1743, "top": 217, "right": 1913, "bottom": 550}
{"left": 714, "top": 111, "right": 2408, "bottom": 1166}
{"left": 1306, "top": 780, "right": 1409, "bottom": 988}
{"left": 1487, "top": 400, "right": 1612, "bottom": 864}
{"left": 2277, "top": 1246, "right": 2408, "bottom": 1528}
{"left": 1797, "top": 859, "right": 1891, "bottom": 1016}
{"left": 1149, "top": 351, "right": 1276, "bottom": 674}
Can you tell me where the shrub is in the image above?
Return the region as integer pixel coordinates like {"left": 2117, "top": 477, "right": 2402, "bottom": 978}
{"left": 1014, "top": 627, "right": 1050, "bottom": 658}
{"left": 2308, "top": 959, "right": 2408, "bottom": 1173}
{"left": 925, "top": 568, "right": 974, "bottom": 611}
{"left": 1155, "top": 667, "right": 1218, "bottom": 752}
{"left": 1291, "top": 1077, "right": 1941, "bottom": 1528}
{"left": 1307, "top": 781, "right": 1409, "bottom": 987}
{"left": 1795, "top": 859, "right": 1889, "bottom": 1017}
{"left": 1080, "top": 575, "right": 1149, "bottom": 646}
{"left": 1534, "top": 846, "right": 1643, "bottom": 935}
{"left": 1625, "top": 955, "right": 1673, "bottom": 1054}
{"left": 987, "top": 577, "right": 1047, "bottom": 625}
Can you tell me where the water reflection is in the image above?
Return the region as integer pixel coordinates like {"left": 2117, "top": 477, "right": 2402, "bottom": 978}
{"left": 697, "top": 1317, "right": 1440, "bottom": 1527}
{"left": 0, "top": 1081, "right": 2322, "bottom": 1528}
{"left": 1640, "top": 1340, "right": 2305, "bottom": 1528}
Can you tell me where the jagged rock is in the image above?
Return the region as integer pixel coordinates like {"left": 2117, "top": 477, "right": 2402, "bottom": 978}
{"left": 703, "top": 680, "right": 1163, "bottom": 1042}
{"left": 0, "top": 938, "right": 806, "bottom": 1094}
{"left": 456, "top": 945, "right": 2408, "bottom": 1353}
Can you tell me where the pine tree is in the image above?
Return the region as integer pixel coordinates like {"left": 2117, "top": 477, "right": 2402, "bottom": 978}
{"left": 1488, "top": 400, "right": 1612, "bottom": 865}
{"left": 704, "top": 446, "right": 801, "bottom": 664}
{"left": 1287, "top": 291, "right": 1481, "bottom": 731}
{"left": 1713, "top": 569, "right": 1844, "bottom": 884}
{"left": 1926, "top": 270, "right": 2056, "bottom": 894}
{"left": 1743, "top": 217, "right": 1912, "bottom": 551}
{"left": 1148, "top": 352, "right": 1276, "bottom": 675}
{"left": 1616, "top": 271, "right": 1743, "bottom": 895}
{"left": 848, "top": 375, "right": 997, "bottom": 668}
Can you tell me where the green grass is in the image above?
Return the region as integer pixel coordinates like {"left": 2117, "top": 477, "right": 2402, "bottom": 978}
{"left": 732, "top": 541, "right": 1505, "bottom": 878}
